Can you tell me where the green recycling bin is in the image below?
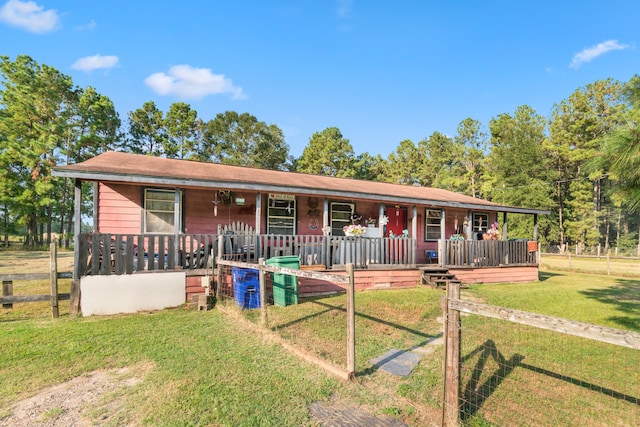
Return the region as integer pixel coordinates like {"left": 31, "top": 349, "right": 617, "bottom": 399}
{"left": 266, "top": 255, "right": 300, "bottom": 306}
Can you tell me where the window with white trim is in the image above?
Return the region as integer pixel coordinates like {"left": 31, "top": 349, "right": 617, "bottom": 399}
{"left": 472, "top": 212, "right": 489, "bottom": 239}
{"left": 144, "top": 189, "right": 182, "bottom": 233}
{"left": 425, "top": 209, "right": 442, "bottom": 241}
{"left": 267, "top": 194, "right": 296, "bottom": 235}
{"left": 330, "top": 202, "right": 355, "bottom": 236}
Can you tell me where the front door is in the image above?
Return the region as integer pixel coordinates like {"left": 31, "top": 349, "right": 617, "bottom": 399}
{"left": 385, "top": 206, "right": 407, "bottom": 237}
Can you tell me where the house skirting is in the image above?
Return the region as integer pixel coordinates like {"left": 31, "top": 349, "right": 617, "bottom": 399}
{"left": 449, "top": 265, "right": 538, "bottom": 284}
{"left": 185, "top": 265, "right": 539, "bottom": 303}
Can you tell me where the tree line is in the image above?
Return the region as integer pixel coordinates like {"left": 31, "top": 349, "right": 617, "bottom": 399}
{"left": 1, "top": 55, "right": 639, "bottom": 254}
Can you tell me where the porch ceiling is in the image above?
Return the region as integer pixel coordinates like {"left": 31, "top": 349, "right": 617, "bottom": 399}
{"left": 52, "top": 151, "right": 549, "bottom": 215}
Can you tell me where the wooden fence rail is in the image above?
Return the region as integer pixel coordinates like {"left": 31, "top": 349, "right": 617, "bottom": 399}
{"left": 441, "top": 281, "right": 640, "bottom": 426}
{"left": 1, "top": 243, "right": 72, "bottom": 318}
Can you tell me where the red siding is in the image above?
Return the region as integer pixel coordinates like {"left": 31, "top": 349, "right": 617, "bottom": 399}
{"left": 98, "top": 183, "right": 142, "bottom": 234}
{"left": 186, "top": 275, "right": 212, "bottom": 301}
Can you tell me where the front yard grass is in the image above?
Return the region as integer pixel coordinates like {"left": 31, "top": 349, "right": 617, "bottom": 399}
{"left": 1, "top": 250, "right": 639, "bottom": 426}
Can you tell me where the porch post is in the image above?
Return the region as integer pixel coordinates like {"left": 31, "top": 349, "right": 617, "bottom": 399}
{"left": 323, "top": 198, "right": 329, "bottom": 228}
{"left": 92, "top": 182, "right": 98, "bottom": 231}
{"left": 440, "top": 209, "right": 447, "bottom": 266}
{"left": 465, "top": 211, "right": 472, "bottom": 240}
{"left": 502, "top": 212, "right": 508, "bottom": 241}
{"left": 255, "top": 193, "right": 262, "bottom": 234}
{"left": 378, "top": 203, "right": 385, "bottom": 232}
{"left": 411, "top": 206, "right": 417, "bottom": 264}
{"left": 73, "top": 179, "right": 82, "bottom": 279}
{"left": 174, "top": 189, "right": 180, "bottom": 267}
{"left": 70, "top": 179, "right": 82, "bottom": 316}
{"left": 533, "top": 214, "right": 538, "bottom": 241}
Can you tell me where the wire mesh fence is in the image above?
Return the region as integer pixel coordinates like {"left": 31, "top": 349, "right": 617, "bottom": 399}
{"left": 459, "top": 317, "right": 640, "bottom": 426}
{"left": 540, "top": 252, "right": 640, "bottom": 277}
{"left": 443, "top": 283, "right": 640, "bottom": 427}
{"left": 214, "top": 258, "right": 355, "bottom": 379}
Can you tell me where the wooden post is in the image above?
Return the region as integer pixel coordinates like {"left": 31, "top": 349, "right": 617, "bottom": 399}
{"left": 502, "top": 212, "right": 508, "bottom": 241}
{"left": 606, "top": 253, "right": 610, "bottom": 276}
{"left": 442, "top": 281, "right": 461, "bottom": 426}
{"left": 70, "top": 178, "right": 83, "bottom": 316}
{"left": 216, "top": 235, "right": 224, "bottom": 299}
{"left": 50, "top": 243, "right": 59, "bottom": 318}
{"left": 2, "top": 280, "right": 12, "bottom": 309}
{"left": 346, "top": 263, "right": 356, "bottom": 380}
{"left": 259, "top": 257, "right": 268, "bottom": 327}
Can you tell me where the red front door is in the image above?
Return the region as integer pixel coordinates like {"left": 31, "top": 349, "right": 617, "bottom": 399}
{"left": 385, "top": 206, "right": 407, "bottom": 237}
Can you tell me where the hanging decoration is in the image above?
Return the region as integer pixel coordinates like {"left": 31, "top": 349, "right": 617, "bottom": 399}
{"left": 307, "top": 198, "right": 320, "bottom": 230}
{"left": 219, "top": 191, "right": 233, "bottom": 206}
{"left": 212, "top": 193, "right": 220, "bottom": 217}
{"left": 349, "top": 205, "right": 362, "bottom": 224}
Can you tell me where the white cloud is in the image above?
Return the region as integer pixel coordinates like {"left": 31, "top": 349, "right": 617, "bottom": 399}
{"left": 0, "top": 0, "right": 59, "bottom": 33}
{"left": 570, "top": 39, "right": 630, "bottom": 69}
{"left": 71, "top": 54, "right": 119, "bottom": 72}
{"left": 144, "top": 65, "right": 246, "bottom": 100}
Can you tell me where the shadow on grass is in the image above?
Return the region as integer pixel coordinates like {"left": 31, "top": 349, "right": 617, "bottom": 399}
{"left": 538, "top": 271, "right": 564, "bottom": 281}
{"left": 273, "top": 297, "right": 440, "bottom": 377}
{"left": 579, "top": 278, "right": 640, "bottom": 332}
{"left": 461, "top": 340, "right": 524, "bottom": 421}
{"left": 461, "top": 340, "right": 640, "bottom": 421}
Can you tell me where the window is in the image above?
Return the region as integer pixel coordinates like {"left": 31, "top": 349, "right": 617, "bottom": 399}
{"left": 267, "top": 194, "right": 296, "bottom": 235}
{"left": 144, "top": 189, "right": 182, "bottom": 233}
{"left": 330, "top": 202, "right": 354, "bottom": 236}
{"left": 425, "top": 209, "right": 442, "bottom": 240}
{"left": 472, "top": 212, "right": 489, "bottom": 239}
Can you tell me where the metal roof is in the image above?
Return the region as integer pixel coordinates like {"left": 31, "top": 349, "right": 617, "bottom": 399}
{"left": 52, "top": 151, "right": 550, "bottom": 215}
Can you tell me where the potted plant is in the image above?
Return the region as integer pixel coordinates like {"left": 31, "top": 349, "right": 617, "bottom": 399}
{"left": 343, "top": 224, "right": 366, "bottom": 237}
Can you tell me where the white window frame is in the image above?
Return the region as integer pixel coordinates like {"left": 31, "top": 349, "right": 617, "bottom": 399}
{"left": 267, "top": 194, "right": 296, "bottom": 235}
{"left": 472, "top": 212, "right": 489, "bottom": 239}
{"left": 425, "top": 209, "right": 442, "bottom": 241}
{"left": 144, "top": 188, "right": 182, "bottom": 234}
{"left": 330, "top": 202, "right": 355, "bottom": 236}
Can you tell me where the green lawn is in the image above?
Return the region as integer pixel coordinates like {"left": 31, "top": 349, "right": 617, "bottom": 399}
{"left": 1, "top": 254, "right": 639, "bottom": 426}
{"left": 540, "top": 253, "right": 640, "bottom": 277}
{"left": 461, "top": 271, "right": 640, "bottom": 426}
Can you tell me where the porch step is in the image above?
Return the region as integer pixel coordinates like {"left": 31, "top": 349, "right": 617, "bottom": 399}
{"left": 419, "top": 267, "right": 467, "bottom": 289}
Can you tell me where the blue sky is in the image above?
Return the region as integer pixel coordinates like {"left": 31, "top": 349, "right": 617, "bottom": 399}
{"left": 1, "top": 0, "right": 638, "bottom": 158}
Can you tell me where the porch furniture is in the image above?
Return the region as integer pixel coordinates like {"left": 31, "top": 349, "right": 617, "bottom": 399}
{"left": 425, "top": 250, "right": 438, "bottom": 264}
{"left": 218, "top": 221, "right": 256, "bottom": 261}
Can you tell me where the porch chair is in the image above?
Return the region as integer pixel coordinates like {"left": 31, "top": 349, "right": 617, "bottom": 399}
{"left": 218, "top": 222, "right": 256, "bottom": 261}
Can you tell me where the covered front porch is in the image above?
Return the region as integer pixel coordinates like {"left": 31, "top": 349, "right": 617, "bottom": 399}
{"left": 74, "top": 231, "right": 537, "bottom": 277}
{"left": 75, "top": 232, "right": 418, "bottom": 276}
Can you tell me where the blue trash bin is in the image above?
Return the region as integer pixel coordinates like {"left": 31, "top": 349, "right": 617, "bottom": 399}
{"left": 232, "top": 267, "right": 260, "bottom": 309}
